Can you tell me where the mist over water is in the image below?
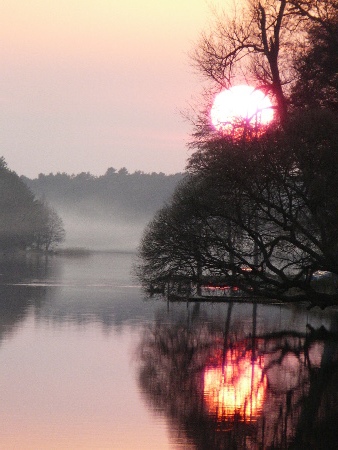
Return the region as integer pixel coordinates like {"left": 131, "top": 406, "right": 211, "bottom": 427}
{"left": 21, "top": 170, "right": 184, "bottom": 251}
{"left": 58, "top": 208, "right": 147, "bottom": 251}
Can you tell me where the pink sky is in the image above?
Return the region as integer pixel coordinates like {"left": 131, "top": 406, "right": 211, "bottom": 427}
{"left": 0, "top": 0, "right": 226, "bottom": 177}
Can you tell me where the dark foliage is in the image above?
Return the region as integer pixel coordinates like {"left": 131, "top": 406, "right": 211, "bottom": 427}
{"left": 137, "top": 111, "right": 338, "bottom": 308}
{"left": 291, "top": 16, "right": 338, "bottom": 111}
{"left": 137, "top": 1, "right": 338, "bottom": 308}
{"left": 0, "top": 157, "right": 65, "bottom": 252}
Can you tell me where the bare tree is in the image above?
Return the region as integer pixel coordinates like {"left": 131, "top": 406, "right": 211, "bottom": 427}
{"left": 192, "top": 0, "right": 337, "bottom": 123}
{"left": 137, "top": 110, "right": 338, "bottom": 307}
{"left": 136, "top": 178, "right": 209, "bottom": 296}
{"left": 34, "top": 204, "right": 65, "bottom": 252}
{"left": 192, "top": 110, "right": 338, "bottom": 307}
{"left": 138, "top": 2, "right": 338, "bottom": 308}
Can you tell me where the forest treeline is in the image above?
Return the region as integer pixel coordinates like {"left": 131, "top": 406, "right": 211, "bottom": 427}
{"left": 21, "top": 168, "right": 184, "bottom": 250}
{"left": 0, "top": 158, "right": 183, "bottom": 253}
{"left": 0, "top": 157, "right": 65, "bottom": 253}
{"left": 21, "top": 168, "right": 184, "bottom": 221}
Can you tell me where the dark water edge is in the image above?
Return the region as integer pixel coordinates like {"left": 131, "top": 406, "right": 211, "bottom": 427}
{"left": 0, "top": 252, "right": 338, "bottom": 449}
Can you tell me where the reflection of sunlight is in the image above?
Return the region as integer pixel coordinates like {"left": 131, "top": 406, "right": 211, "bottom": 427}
{"left": 204, "top": 348, "right": 267, "bottom": 422}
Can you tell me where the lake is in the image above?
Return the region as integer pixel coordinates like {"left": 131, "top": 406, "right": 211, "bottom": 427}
{"left": 0, "top": 251, "right": 337, "bottom": 449}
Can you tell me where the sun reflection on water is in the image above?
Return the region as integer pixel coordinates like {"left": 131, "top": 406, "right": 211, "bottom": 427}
{"left": 204, "top": 348, "right": 267, "bottom": 423}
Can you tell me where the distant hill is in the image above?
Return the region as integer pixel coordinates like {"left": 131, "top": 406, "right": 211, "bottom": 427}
{"left": 21, "top": 168, "right": 184, "bottom": 251}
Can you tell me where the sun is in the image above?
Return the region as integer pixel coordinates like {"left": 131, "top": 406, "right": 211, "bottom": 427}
{"left": 211, "top": 85, "right": 274, "bottom": 136}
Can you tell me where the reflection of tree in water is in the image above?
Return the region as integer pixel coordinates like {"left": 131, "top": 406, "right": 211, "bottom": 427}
{"left": 137, "top": 303, "right": 338, "bottom": 449}
{"left": 0, "top": 254, "right": 51, "bottom": 343}
{"left": 0, "top": 252, "right": 54, "bottom": 283}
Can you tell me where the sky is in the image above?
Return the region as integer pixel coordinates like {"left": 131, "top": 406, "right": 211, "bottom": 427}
{"left": 0, "top": 0, "right": 226, "bottom": 178}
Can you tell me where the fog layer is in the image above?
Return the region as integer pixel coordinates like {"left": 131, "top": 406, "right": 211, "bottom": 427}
{"left": 22, "top": 169, "right": 183, "bottom": 251}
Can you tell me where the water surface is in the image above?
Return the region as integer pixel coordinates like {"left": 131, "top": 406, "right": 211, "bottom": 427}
{"left": 0, "top": 252, "right": 337, "bottom": 449}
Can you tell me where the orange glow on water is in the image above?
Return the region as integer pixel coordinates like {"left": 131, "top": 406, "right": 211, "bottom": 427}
{"left": 204, "top": 348, "right": 267, "bottom": 422}
{"left": 211, "top": 85, "right": 274, "bottom": 136}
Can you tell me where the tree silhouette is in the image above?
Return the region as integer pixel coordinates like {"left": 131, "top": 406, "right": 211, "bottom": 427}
{"left": 0, "top": 157, "right": 65, "bottom": 252}
{"left": 34, "top": 204, "right": 65, "bottom": 252}
{"left": 137, "top": 111, "right": 338, "bottom": 308}
{"left": 291, "top": 10, "right": 338, "bottom": 111}
{"left": 192, "top": 0, "right": 338, "bottom": 124}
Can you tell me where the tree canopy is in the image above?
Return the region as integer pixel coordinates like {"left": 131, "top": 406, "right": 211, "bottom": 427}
{"left": 0, "top": 157, "right": 65, "bottom": 253}
{"left": 291, "top": 10, "right": 338, "bottom": 110}
{"left": 137, "top": 1, "right": 338, "bottom": 308}
{"left": 137, "top": 110, "right": 338, "bottom": 307}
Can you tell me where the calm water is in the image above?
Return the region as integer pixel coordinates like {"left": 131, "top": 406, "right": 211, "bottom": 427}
{"left": 0, "top": 252, "right": 338, "bottom": 449}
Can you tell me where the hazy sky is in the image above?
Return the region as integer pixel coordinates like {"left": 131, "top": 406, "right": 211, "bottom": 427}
{"left": 0, "top": 0, "right": 225, "bottom": 178}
